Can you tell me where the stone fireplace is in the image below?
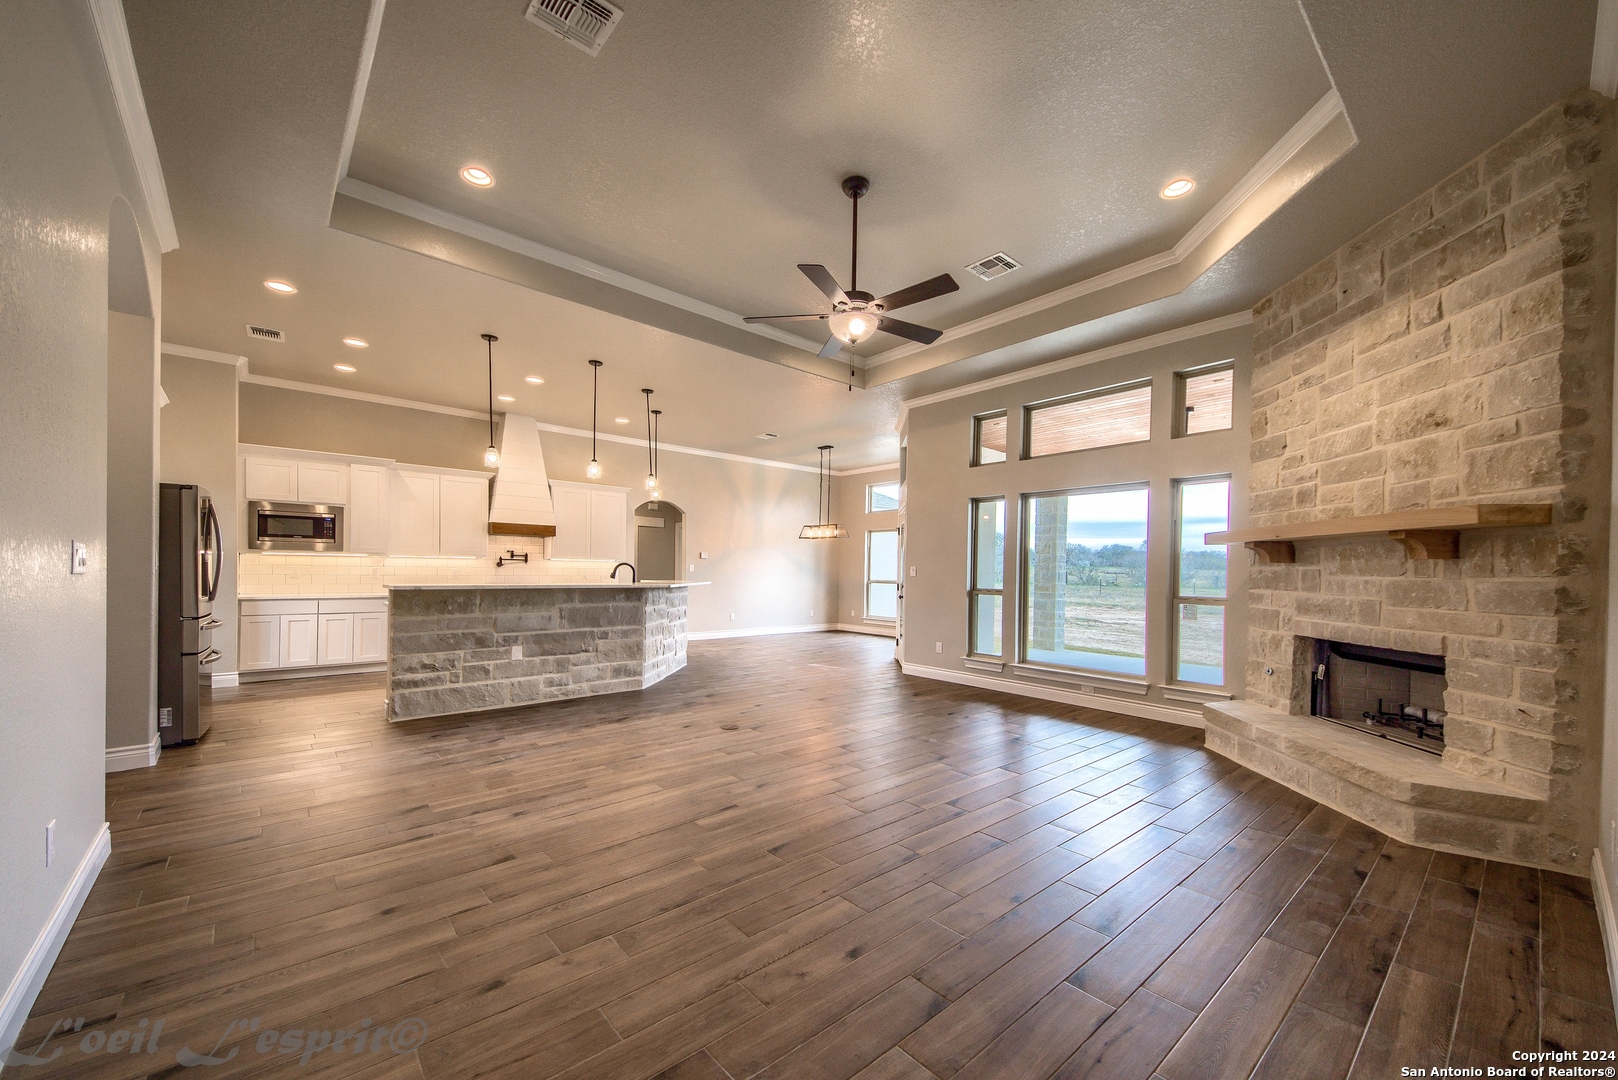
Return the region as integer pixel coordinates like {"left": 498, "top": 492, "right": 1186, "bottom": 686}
{"left": 1204, "top": 91, "right": 1615, "bottom": 872}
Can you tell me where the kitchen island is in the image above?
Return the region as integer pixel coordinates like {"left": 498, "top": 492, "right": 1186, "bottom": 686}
{"left": 386, "top": 582, "right": 698, "bottom": 720}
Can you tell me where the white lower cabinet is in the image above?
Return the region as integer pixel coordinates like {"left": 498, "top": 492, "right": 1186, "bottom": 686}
{"left": 239, "top": 598, "right": 388, "bottom": 675}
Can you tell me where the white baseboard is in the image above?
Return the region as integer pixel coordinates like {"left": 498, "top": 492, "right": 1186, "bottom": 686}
{"left": 898, "top": 661, "right": 1205, "bottom": 729}
{"left": 104, "top": 734, "right": 160, "bottom": 773}
{"left": 238, "top": 662, "right": 386, "bottom": 683}
{"left": 689, "top": 623, "right": 834, "bottom": 641}
{"left": 835, "top": 623, "right": 896, "bottom": 638}
{"left": 1593, "top": 848, "right": 1618, "bottom": 1020}
{"left": 206, "top": 670, "right": 239, "bottom": 687}
{"left": 0, "top": 823, "right": 110, "bottom": 1057}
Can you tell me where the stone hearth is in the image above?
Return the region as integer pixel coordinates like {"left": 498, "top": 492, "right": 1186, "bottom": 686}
{"left": 1211, "top": 91, "right": 1616, "bottom": 871}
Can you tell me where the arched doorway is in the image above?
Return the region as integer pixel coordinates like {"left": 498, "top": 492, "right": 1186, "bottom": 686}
{"left": 634, "top": 500, "right": 684, "bottom": 582}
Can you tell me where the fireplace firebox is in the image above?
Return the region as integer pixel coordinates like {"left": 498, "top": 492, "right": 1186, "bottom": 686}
{"left": 1309, "top": 640, "right": 1446, "bottom": 755}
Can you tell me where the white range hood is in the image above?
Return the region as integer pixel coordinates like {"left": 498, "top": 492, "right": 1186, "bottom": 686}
{"left": 488, "top": 414, "right": 556, "bottom": 537}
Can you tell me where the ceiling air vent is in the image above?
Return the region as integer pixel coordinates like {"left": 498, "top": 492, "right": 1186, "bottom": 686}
{"left": 965, "top": 252, "right": 1021, "bottom": 281}
{"left": 755, "top": 432, "right": 779, "bottom": 440}
{"left": 246, "top": 324, "right": 285, "bottom": 342}
{"left": 524, "top": 0, "right": 623, "bottom": 56}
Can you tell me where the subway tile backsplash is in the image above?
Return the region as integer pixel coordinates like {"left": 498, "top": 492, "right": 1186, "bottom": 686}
{"left": 237, "top": 537, "right": 615, "bottom": 596}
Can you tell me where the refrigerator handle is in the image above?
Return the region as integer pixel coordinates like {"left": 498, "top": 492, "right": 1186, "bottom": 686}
{"left": 205, "top": 501, "right": 224, "bottom": 602}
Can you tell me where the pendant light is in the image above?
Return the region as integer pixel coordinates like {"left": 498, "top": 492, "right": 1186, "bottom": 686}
{"left": 649, "top": 407, "right": 662, "bottom": 501}
{"left": 481, "top": 333, "right": 500, "bottom": 468}
{"left": 586, "top": 359, "right": 603, "bottom": 479}
{"left": 642, "top": 388, "right": 658, "bottom": 493}
{"left": 800, "top": 445, "right": 848, "bottom": 539}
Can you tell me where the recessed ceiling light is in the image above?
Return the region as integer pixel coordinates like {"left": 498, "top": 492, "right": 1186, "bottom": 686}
{"left": 334, "top": 363, "right": 357, "bottom": 373}
{"left": 342, "top": 337, "right": 368, "bottom": 348}
{"left": 497, "top": 394, "right": 516, "bottom": 402}
{"left": 460, "top": 166, "right": 494, "bottom": 187}
{"left": 263, "top": 279, "right": 297, "bottom": 294}
{"left": 525, "top": 375, "right": 544, "bottom": 384}
{"left": 614, "top": 416, "right": 630, "bottom": 424}
{"left": 1161, "top": 178, "right": 1195, "bottom": 199}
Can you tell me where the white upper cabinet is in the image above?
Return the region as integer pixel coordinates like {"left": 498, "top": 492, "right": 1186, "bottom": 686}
{"left": 348, "top": 464, "right": 388, "bottom": 553}
{"left": 389, "top": 469, "right": 441, "bottom": 555}
{"left": 297, "top": 460, "right": 348, "bottom": 504}
{"left": 549, "top": 480, "right": 628, "bottom": 561}
{"left": 243, "top": 456, "right": 298, "bottom": 501}
{"left": 439, "top": 474, "right": 490, "bottom": 557}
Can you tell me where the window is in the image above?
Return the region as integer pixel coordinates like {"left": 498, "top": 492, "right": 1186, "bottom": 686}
{"left": 1024, "top": 380, "right": 1152, "bottom": 458}
{"left": 968, "top": 499, "right": 1005, "bottom": 656}
{"left": 866, "top": 529, "right": 899, "bottom": 620}
{"left": 1022, "top": 485, "right": 1148, "bottom": 676}
{"left": 1177, "top": 363, "right": 1234, "bottom": 436}
{"left": 1173, "top": 478, "right": 1229, "bottom": 685}
{"left": 867, "top": 482, "right": 900, "bottom": 512}
{"left": 973, "top": 412, "right": 1008, "bottom": 465}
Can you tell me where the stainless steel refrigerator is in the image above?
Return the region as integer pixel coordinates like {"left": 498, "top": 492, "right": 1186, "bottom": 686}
{"left": 158, "top": 483, "right": 222, "bottom": 747}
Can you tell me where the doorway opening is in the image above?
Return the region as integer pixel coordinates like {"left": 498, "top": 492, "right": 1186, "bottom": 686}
{"left": 635, "top": 501, "right": 685, "bottom": 582}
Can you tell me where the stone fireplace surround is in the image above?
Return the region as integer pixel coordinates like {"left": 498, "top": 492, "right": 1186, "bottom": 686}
{"left": 1204, "top": 91, "right": 1615, "bottom": 873}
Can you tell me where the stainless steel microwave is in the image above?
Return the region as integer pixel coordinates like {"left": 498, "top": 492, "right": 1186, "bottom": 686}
{"left": 249, "top": 501, "right": 344, "bottom": 551}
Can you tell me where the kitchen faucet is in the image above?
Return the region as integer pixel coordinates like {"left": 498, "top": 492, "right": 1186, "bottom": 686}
{"left": 610, "top": 562, "right": 638, "bottom": 583}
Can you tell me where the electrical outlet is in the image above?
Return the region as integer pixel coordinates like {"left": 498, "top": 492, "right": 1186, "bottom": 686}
{"left": 729, "top": 613, "right": 736, "bottom": 621}
{"left": 71, "top": 542, "right": 88, "bottom": 575}
{"left": 808, "top": 609, "right": 813, "bottom": 617}
{"left": 511, "top": 645, "right": 522, "bottom": 660}
{"left": 934, "top": 642, "right": 943, "bottom": 654}
{"left": 46, "top": 820, "right": 55, "bottom": 867}
{"left": 689, "top": 564, "right": 695, "bottom": 572}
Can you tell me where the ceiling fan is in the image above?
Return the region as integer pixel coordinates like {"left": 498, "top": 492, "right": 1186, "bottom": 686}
{"left": 745, "top": 175, "right": 960, "bottom": 358}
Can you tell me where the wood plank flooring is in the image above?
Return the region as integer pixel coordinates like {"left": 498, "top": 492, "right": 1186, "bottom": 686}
{"left": 13, "top": 633, "right": 1617, "bottom": 1079}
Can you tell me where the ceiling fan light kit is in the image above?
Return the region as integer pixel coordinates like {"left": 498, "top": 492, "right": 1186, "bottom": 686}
{"left": 745, "top": 175, "right": 960, "bottom": 361}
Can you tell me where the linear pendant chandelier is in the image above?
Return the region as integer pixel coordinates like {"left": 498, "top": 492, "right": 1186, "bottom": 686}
{"left": 800, "top": 445, "right": 848, "bottom": 539}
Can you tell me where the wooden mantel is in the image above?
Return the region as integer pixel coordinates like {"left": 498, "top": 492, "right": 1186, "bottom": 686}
{"left": 1206, "top": 503, "right": 1553, "bottom": 563}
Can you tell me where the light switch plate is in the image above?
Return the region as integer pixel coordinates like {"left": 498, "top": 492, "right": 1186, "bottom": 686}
{"left": 934, "top": 642, "right": 943, "bottom": 653}
{"left": 700, "top": 551, "right": 709, "bottom": 559}
{"left": 909, "top": 566, "right": 917, "bottom": 577}
{"left": 71, "top": 542, "right": 88, "bottom": 575}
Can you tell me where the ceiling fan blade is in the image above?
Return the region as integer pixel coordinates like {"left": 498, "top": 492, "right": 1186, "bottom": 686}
{"left": 817, "top": 336, "right": 844, "bottom": 358}
{"left": 877, "top": 315, "right": 944, "bottom": 346}
{"left": 875, "top": 273, "right": 960, "bottom": 312}
{"left": 798, "top": 264, "right": 849, "bottom": 305}
{"left": 743, "top": 314, "right": 830, "bottom": 323}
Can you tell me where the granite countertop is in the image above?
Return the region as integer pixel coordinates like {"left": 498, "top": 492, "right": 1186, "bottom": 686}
{"left": 386, "top": 581, "right": 707, "bottom": 590}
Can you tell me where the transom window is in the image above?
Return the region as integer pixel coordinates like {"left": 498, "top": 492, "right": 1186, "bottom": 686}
{"left": 865, "top": 529, "right": 899, "bottom": 620}
{"left": 973, "top": 412, "right": 1008, "bottom": 465}
{"left": 1177, "top": 363, "right": 1234, "bottom": 436}
{"left": 1024, "top": 381, "right": 1152, "bottom": 458}
{"left": 867, "top": 482, "right": 900, "bottom": 512}
{"left": 968, "top": 498, "right": 1005, "bottom": 657}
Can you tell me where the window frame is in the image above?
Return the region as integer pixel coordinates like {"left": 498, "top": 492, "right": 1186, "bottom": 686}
{"left": 1169, "top": 474, "right": 1231, "bottom": 688}
{"left": 1173, "top": 360, "right": 1236, "bottom": 438}
{"left": 967, "top": 497, "right": 1006, "bottom": 658}
{"left": 864, "top": 528, "right": 900, "bottom": 623}
{"left": 866, "top": 481, "right": 901, "bottom": 513}
{"left": 1021, "top": 378, "right": 1154, "bottom": 460}
{"left": 1017, "top": 481, "right": 1151, "bottom": 678}
{"left": 971, "top": 411, "right": 1009, "bottom": 467}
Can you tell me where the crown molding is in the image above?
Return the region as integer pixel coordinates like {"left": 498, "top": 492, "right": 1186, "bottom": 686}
{"left": 87, "top": 0, "right": 178, "bottom": 252}
{"left": 864, "top": 89, "right": 1347, "bottom": 373}
{"left": 897, "top": 310, "right": 1252, "bottom": 427}
{"left": 1594, "top": 0, "right": 1618, "bottom": 97}
{"left": 161, "top": 342, "right": 247, "bottom": 367}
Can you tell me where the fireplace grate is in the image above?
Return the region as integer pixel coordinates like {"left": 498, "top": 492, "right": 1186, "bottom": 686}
{"left": 1310, "top": 640, "right": 1446, "bottom": 755}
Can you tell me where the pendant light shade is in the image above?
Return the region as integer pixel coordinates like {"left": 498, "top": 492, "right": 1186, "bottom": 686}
{"left": 800, "top": 445, "right": 848, "bottom": 539}
{"left": 481, "top": 333, "right": 500, "bottom": 468}
{"left": 586, "top": 359, "right": 603, "bottom": 479}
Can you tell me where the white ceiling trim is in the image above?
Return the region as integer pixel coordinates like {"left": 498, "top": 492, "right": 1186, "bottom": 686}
{"left": 1593, "top": 0, "right": 1618, "bottom": 96}
{"left": 232, "top": 368, "right": 866, "bottom": 475}
{"left": 87, "top": 0, "right": 179, "bottom": 252}
{"left": 864, "top": 90, "right": 1346, "bottom": 371}
{"left": 333, "top": 0, "right": 387, "bottom": 190}
{"left": 837, "top": 462, "right": 901, "bottom": 477}
{"left": 897, "top": 310, "right": 1252, "bottom": 427}
{"left": 334, "top": 177, "right": 836, "bottom": 361}
{"left": 161, "top": 342, "right": 247, "bottom": 367}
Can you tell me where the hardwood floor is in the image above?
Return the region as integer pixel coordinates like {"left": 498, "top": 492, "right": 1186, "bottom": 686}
{"left": 15, "top": 633, "right": 1618, "bottom": 1079}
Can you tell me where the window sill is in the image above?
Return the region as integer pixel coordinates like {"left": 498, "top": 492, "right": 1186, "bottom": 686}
{"left": 1010, "top": 663, "right": 1150, "bottom": 696}
{"left": 1162, "top": 685, "right": 1231, "bottom": 704}
{"left": 963, "top": 657, "right": 1005, "bottom": 673}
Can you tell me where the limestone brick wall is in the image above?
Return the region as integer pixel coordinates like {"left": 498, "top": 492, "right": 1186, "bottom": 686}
{"left": 1245, "top": 91, "right": 1615, "bottom": 868}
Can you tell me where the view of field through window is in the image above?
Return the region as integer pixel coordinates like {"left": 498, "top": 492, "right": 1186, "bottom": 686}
{"left": 1175, "top": 479, "right": 1229, "bottom": 684}
{"left": 1023, "top": 487, "right": 1148, "bottom": 675}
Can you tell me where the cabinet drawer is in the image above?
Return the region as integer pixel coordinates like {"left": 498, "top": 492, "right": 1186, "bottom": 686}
{"left": 318, "top": 598, "right": 388, "bottom": 614}
{"left": 240, "top": 599, "right": 319, "bottom": 616}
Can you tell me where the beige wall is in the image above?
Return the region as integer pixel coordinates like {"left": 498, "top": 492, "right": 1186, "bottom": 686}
{"left": 0, "top": 0, "right": 164, "bottom": 1048}
{"left": 161, "top": 355, "right": 241, "bottom": 671}
{"left": 899, "top": 323, "right": 1252, "bottom": 723}
{"left": 832, "top": 468, "right": 901, "bottom": 633}
{"left": 106, "top": 311, "right": 160, "bottom": 757}
{"left": 237, "top": 384, "right": 837, "bottom": 636}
